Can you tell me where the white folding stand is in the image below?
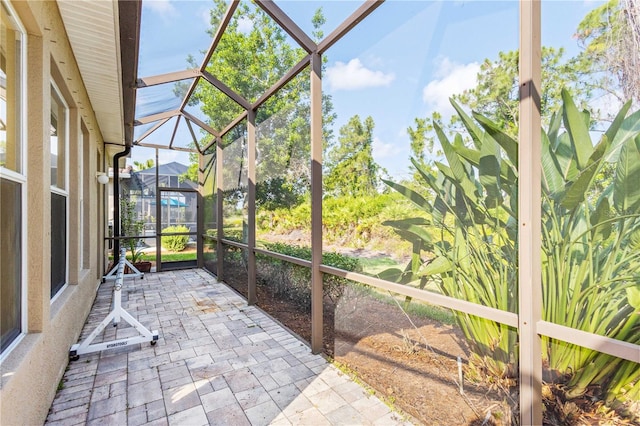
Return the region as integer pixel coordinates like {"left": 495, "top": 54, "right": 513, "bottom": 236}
{"left": 69, "top": 249, "right": 158, "bottom": 360}
{"left": 102, "top": 252, "right": 143, "bottom": 282}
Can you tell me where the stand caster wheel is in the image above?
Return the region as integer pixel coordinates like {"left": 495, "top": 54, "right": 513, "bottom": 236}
{"left": 69, "top": 354, "right": 80, "bottom": 361}
{"left": 150, "top": 341, "right": 157, "bottom": 346}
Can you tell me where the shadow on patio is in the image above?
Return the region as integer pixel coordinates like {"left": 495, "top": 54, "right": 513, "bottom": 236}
{"left": 45, "top": 269, "right": 412, "bottom": 425}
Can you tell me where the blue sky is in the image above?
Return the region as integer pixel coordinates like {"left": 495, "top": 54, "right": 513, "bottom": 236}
{"left": 133, "top": 0, "right": 604, "bottom": 179}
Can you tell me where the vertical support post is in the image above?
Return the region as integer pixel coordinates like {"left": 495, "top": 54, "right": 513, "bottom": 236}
{"left": 247, "top": 109, "right": 257, "bottom": 305}
{"left": 216, "top": 138, "right": 224, "bottom": 281}
{"left": 310, "top": 52, "right": 323, "bottom": 354}
{"left": 519, "top": 1, "right": 543, "bottom": 424}
{"left": 197, "top": 153, "right": 205, "bottom": 268}
{"left": 155, "top": 148, "right": 161, "bottom": 272}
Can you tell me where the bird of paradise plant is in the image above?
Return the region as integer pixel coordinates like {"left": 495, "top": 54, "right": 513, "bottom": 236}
{"left": 383, "top": 90, "right": 640, "bottom": 404}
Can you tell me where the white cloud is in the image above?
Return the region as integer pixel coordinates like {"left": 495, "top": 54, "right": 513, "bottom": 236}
{"left": 201, "top": 8, "right": 211, "bottom": 27}
{"left": 326, "top": 59, "right": 395, "bottom": 91}
{"left": 422, "top": 57, "right": 480, "bottom": 117}
{"left": 143, "top": 0, "right": 176, "bottom": 16}
{"left": 237, "top": 16, "right": 254, "bottom": 34}
{"left": 588, "top": 91, "right": 623, "bottom": 122}
{"left": 372, "top": 136, "right": 394, "bottom": 160}
{"left": 158, "top": 149, "right": 189, "bottom": 166}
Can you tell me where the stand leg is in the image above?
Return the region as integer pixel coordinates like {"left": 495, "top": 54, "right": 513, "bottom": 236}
{"left": 70, "top": 250, "right": 156, "bottom": 360}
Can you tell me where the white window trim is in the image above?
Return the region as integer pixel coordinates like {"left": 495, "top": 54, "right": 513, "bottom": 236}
{"left": 50, "top": 80, "right": 69, "bottom": 299}
{"left": 50, "top": 80, "right": 69, "bottom": 195}
{"left": 80, "top": 147, "right": 85, "bottom": 269}
{"left": 0, "top": 0, "right": 28, "bottom": 360}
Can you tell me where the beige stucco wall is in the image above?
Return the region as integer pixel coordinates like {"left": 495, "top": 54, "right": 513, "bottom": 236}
{"left": 0, "top": 1, "right": 108, "bottom": 424}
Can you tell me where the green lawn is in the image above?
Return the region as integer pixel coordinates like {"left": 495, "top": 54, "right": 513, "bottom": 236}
{"left": 358, "top": 256, "right": 400, "bottom": 275}
{"left": 138, "top": 252, "right": 196, "bottom": 262}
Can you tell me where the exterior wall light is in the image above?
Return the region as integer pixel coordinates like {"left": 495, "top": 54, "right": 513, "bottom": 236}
{"left": 96, "top": 172, "right": 109, "bottom": 185}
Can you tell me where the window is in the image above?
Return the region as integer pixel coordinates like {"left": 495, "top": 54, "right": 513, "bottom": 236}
{"left": 0, "top": 2, "right": 23, "bottom": 174}
{"left": 81, "top": 123, "right": 90, "bottom": 269}
{"left": 50, "top": 82, "right": 68, "bottom": 298}
{"left": 0, "top": 0, "right": 25, "bottom": 355}
{"left": 50, "top": 85, "right": 67, "bottom": 190}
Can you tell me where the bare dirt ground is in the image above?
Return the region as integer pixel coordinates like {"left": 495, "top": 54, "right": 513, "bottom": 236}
{"left": 223, "top": 262, "right": 513, "bottom": 425}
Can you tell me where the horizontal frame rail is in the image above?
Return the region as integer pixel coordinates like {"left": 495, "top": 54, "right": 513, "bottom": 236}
{"left": 320, "top": 264, "right": 519, "bottom": 328}
{"left": 537, "top": 321, "right": 640, "bottom": 363}
{"left": 214, "top": 241, "right": 519, "bottom": 328}
{"left": 220, "top": 239, "right": 247, "bottom": 250}
{"left": 254, "top": 247, "right": 312, "bottom": 268}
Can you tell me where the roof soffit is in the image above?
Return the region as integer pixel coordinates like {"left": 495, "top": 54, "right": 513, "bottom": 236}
{"left": 57, "top": 0, "right": 125, "bottom": 145}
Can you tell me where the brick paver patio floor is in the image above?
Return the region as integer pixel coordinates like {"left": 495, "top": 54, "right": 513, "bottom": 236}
{"left": 45, "top": 269, "right": 412, "bottom": 425}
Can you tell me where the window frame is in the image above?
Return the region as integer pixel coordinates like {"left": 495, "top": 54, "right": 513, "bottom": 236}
{"left": 49, "top": 80, "right": 69, "bottom": 301}
{"left": 0, "top": 0, "right": 27, "bottom": 359}
{"left": 50, "top": 80, "right": 69, "bottom": 193}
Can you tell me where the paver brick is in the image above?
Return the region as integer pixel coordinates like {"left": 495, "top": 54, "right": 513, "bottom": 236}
{"left": 87, "top": 393, "right": 126, "bottom": 420}
{"left": 128, "top": 377, "right": 163, "bottom": 408}
{"left": 168, "top": 405, "right": 209, "bottom": 426}
{"left": 86, "top": 410, "right": 127, "bottom": 426}
{"left": 244, "top": 399, "right": 282, "bottom": 426}
{"left": 93, "top": 368, "right": 126, "bottom": 387}
{"left": 46, "top": 404, "right": 89, "bottom": 423}
{"left": 129, "top": 366, "right": 159, "bottom": 384}
{"left": 224, "top": 368, "right": 261, "bottom": 393}
{"left": 200, "top": 387, "right": 235, "bottom": 413}
{"left": 235, "top": 386, "right": 273, "bottom": 410}
{"left": 162, "top": 383, "right": 201, "bottom": 415}
{"left": 45, "top": 270, "right": 409, "bottom": 426}
{"left": 205, "top": 401, "right": 251, "bottom": 426}
{"left": 127, "top": 404, "right": 149, "bottom": 426}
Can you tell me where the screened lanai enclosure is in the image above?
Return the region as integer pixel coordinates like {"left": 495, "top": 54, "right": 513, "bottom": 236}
{"left": 112, "top": 0, "right": 640, "bottom": 424}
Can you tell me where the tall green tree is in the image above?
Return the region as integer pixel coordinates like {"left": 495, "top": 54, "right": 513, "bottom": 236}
{"left": 407, "top": 116, "right": 431, "bottom": 175}
{"left": 456, "top": 47, "right": 595, "bottom": 133}
{"left": 324, "top": 115, "right": 382, "bottom": 197}
{"left": 182, "top": 2, "right": 335, "bottom": 210}
{"left": 574, "top": 0, "right": 640, "bottom": 106}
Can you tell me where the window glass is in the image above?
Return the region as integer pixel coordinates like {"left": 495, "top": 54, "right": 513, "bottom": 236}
{"left": 50, "top": 85, "right": 67, "bottom": 189}
{"left": 0, "top": 0, "right": 24, "bottom": 355}
{"left": 50, "top": 82, "right": 68, "bottom": 297}
{"left": 81, "top": 123, "right": 90, "bottom": 269}
{"left": 51, "top": 192, "right": 67, "bottom": 297}
{"left": 0, "top": 2, "right": 23, "bottom": 173}
{"left": 0, "top": 177, "right": 22, "bottom": 353}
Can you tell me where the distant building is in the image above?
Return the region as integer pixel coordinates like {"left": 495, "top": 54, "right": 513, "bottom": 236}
{"left": 135, "top": 161, "right": 197, "bottom": 191}
{"left": 124, "top": 162, "right": 198, "bottom": 234}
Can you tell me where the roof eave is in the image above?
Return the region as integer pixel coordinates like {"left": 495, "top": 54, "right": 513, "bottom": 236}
{"left": 118, "top": 0, "right": 142, "bottom": 148}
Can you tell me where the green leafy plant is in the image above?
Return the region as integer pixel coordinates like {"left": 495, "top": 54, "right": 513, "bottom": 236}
{"left": 383, "top": 90, "right": 640, "bottom": 404}
{"left": 256, "top": 242, "right": 361, "bottom": 312}
{"left": 120, "top": 197, "right": 145, "bottom": 264}
{"left": 161, "top": 225, "right": 190, "bottom": 252}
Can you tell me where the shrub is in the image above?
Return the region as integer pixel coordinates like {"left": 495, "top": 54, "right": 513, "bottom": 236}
{"left": 161, "top": 225, "right": 190, "bottom": 252}
{"left": 257, "top": 242, "right": 361, "bottom": 312}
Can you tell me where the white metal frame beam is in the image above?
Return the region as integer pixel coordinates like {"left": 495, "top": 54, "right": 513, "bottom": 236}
{"left": 518, "top": 1, "right": 543, "bottom": 424}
